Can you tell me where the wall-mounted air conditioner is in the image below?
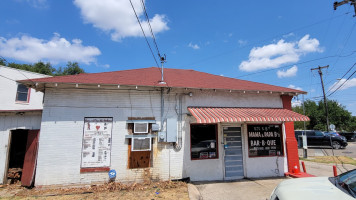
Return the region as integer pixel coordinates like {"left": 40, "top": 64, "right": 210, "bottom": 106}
{"left": 134, "top": 122, "right": 148, "bottom": 133}
{"left": 131, "top": 137, "right": 151, "bottom": 151}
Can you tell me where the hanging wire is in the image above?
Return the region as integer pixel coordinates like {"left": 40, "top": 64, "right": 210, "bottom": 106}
{"left": 327, "top": 61, "right": 356, "bottom": 95}
{"left": 129, "top": 0, "right": 160, "bottom": 68}
{"left": 140, "top": 0, "right": 161, "bottom": 58}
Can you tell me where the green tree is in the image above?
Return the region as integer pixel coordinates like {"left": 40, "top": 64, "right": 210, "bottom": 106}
{"left": 293, "top": 99, "right": 354, "bottom": 132}
{"left": 0, "top": 57, "right": 7, "bottom": 66}
{"left": 55, "top": 62, "right": 84, "bottom": 76}
{"left": 4, "top": 61, "right": 85, "bottom": 76}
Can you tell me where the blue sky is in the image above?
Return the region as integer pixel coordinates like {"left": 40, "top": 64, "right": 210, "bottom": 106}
{"left": 1, "top": 0, "right": 356, "bottom": 116}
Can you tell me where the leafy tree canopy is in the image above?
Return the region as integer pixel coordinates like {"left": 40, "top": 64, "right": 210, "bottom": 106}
{"left": 1, "top": 60, "right": 85, "bottom": 76}
{"left": 293, "top": 99, "right": 355, "bottom": 132}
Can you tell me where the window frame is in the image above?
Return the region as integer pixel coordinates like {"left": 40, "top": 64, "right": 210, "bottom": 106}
{"left": 247, "top": 124, "right": 284, "bottom": 158}
{"left": 15, "top": 84, "right": 31, "bottom": 103}
{"left": 190, "top": 123, "right": 219, "bottom": 160}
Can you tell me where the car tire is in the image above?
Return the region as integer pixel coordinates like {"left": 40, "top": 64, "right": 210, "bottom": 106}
{"left": 332, "top": 141, "right": 341, "bottom": 149}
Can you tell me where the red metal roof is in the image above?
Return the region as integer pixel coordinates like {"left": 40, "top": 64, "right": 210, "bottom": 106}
{"left": 188, "top": 107, "right": 310, "bottom": 123}
{"left": 19, "top": 67, "right": 305, "bottom": 94}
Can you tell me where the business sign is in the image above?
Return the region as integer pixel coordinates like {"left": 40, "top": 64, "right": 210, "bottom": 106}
{"left": 81, "top": 117, "right": 113, "bottom": 168}
{"left": 247, "top": 124, "right": 283, "bottom": 157}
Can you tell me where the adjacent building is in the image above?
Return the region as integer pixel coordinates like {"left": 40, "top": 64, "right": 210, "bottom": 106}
{"left": 15, "top": 67, "right": 309, "bottom": 186}
{"left": 0, "top": 66, "right": 50, "bottom": 185}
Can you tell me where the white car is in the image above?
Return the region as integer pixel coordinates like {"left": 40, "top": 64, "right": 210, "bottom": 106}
{"left": 270, "top": 169, "right": 356, "bottom": 200}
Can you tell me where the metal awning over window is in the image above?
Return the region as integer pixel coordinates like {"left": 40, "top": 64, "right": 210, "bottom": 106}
{"left": 188, "top": 107, "right": 310, "bottom": 123}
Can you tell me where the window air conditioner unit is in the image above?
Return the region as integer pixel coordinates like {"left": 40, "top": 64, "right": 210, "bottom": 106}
{"left": 134, "top": 122, "right": 149, "bottom": 133}
{"left": 132, "top": 137, "right": 152, "bottom": 151}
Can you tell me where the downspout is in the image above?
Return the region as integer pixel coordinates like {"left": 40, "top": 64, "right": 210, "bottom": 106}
{"left": 161, "top": 87, "right": 164, "bottom": 131}
{"left": 174, "top": 94, "right": 183, "bottom": 150}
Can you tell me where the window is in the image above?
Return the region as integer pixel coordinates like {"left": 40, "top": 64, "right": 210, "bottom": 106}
{"left": 315, "top": 131, "right": 324, "bottom": 136}
{"left": 16, "top": 84, "right": 30, "bottom": 102}
{"left": 306, "top": 131, "right": 315, "bottom": 136}
{"left": 190, "top": 124, "right": 218, "bottom": 159}
{"left": 247, "top": 124, "right": 283, "bottom": 157}
{"left": 127, "top": 122, "right": 152, "bottom": 169}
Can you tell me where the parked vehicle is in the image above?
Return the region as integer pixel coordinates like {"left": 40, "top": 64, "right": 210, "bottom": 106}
{"left": 339, "top": 132, "right": 356, "bottom": 142}
{"left": 295, "top": 130, "right": 348, "bottom": 149}
{"left": 324, "top": 131, "right": 347, "bottom": 142}
{"left": 270, "top": 169, "right": 356, "bottom": 200}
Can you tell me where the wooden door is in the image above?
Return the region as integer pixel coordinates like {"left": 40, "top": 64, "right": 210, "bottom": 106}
{"left": 21, "top": 130, "right": 40, "bottom": 187}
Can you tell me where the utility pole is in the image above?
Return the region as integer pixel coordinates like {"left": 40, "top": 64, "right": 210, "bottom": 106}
{"left": 334, "top": 0, "right": 356, "bottom": 16}
{"left": 311, "top": 65, "right": 330, "bottom": 132}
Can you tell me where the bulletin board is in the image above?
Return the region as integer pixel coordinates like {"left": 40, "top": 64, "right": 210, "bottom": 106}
{"left": 81, "top": 117, "right": 113, "bottom": 168}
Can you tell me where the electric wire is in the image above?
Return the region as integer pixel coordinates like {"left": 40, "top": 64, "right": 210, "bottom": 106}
{"left": 0, "top": 56, "right": 38, "bottom": 86}
{"left": 140, "top": 0, "right": 161, "bottom": 58}
{"left": 0, "top": 74, "right": 16, "bottom": 82}
{"left": 235, "top": 50, "right": 356, "bottom": 78}
{"left": 129, "top": 0, "right": 160, "bottom": 68}
{"left": 327, "top": 61, "right": 356, "bottom": 95}
{"left": 179, "top": 12, "right": 352, "bottom": 68}
{"left": 327, "top": 69, "right": 356, "bottom": 97}
{"left": 331, "top": 21, "right": 356, "bottom": 68}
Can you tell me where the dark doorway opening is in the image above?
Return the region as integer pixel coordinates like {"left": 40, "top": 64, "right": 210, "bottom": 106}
{"left": 7, "top": 129, "right": 29, "bottom": 184}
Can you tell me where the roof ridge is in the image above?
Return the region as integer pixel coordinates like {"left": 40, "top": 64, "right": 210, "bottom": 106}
{"left": 0, "top": 65, "right": 52, "bottom": 77}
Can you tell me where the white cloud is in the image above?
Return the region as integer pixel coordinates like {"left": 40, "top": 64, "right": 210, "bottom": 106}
{"left": 238, "top": 39, "right": 247, "bottom": 46}
{"left": 16, "top": 0, "right": 48, "bottom": 8}
{"left": 288, "top": 84, "right": 303, "bottom": 91}
{"left": 292, "top": 100, "right": 302, "bottom": 107}
{"left": 298, "top": 35, "right": 323, "bottom": 53}
{"left": 73, "top": 0, "right": 169, "bottom": 41}
{"left": 0, "top": 33, "right": 101, "bottom": 64}
{"left": 239, "top": 34, "right": 322, "bottom": 72}
{"left": 188, "top": 43, "right": 200, "bottom": 50}
{"left": 329, "top": 78, "right": 356, "bottom": 92}
{"left": 283, "top": 32, "right": 294, "bottom": 38}
{"left": 277, "top": 65, "right": 298, "bottom": 78}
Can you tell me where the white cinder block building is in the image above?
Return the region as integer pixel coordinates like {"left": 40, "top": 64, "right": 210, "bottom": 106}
{"left": 0, "top": 66, "right": 50, "bottom": 185}
{"left": 17, "top": 67, "right": 309, "bottom": 186}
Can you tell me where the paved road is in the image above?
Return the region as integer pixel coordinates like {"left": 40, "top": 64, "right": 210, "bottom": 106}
{"left": 298, "top": 141, "right": 356, "bottom": 158}
{"left": 189, "top": 160, "right": 355, "bottom": 200}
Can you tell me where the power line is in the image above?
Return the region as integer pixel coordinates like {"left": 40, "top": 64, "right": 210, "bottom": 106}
{"left": 0, "top": 74, "right": 16, "bottom": 82}
{"left": 234, "top": 50, "right": 356, "bottom": 78}
{"left": 129, "top": 0, "right": 160, "bottom": 68}
{"left": 327, "top": 69, "right": 356, "bottom": 97}
{"left": 0, "top": 56, "right": 37, "bottom": 85}
{"left": 179, "top": 12, "right": 352, "bottom": 68}
{"left": 327, "top": 61, "right": 356, "bottom": 94}
{"left": 140, "top": 0, "right": 161, "bottom": 58}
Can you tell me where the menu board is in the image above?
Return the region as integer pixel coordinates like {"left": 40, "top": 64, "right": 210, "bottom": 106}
{"left": 81, "top": 117, "right": 113, "bottom": 168}
{"left": 247, "top": 124, "right": 283, "bottom": 157}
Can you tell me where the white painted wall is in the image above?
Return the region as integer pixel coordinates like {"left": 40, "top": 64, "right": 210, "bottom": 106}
{"left": 35, "top": 87, "right": 286, "bottom": 186}
{"left": 0, "top": 66, "right": 49, "bottom": 111}
{"left": 0, "top": 114, "right": 42, "bottom": 184}
{"left": 35, "top": 88, "right": 185, "bottom": 186}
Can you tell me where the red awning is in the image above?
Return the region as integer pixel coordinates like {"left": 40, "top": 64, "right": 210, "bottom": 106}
{"left": 188, "top": 107, "right": 310, "bottom": 123}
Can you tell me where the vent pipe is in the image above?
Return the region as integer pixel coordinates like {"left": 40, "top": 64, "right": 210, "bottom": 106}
{"left": 159, "top": 55, "right": 166, "bottom": 84}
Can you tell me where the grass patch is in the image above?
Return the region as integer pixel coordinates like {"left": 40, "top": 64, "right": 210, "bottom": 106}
{"left": 300, "top": 156, "right": 356, "bottom": 166}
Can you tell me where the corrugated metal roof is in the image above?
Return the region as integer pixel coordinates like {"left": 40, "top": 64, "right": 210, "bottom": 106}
{"left": 188, "top": 107, "right": 310, "bottom": 123}
{"left": 18, "top": 67, "right": 305, "bottom": 94}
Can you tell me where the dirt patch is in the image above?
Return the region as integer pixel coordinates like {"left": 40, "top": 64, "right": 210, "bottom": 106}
{"left": 0, "top": 181, "right": 189, "bottom": 200}
{"left": 301, "top": 156, "right": 356, "bottom": 166}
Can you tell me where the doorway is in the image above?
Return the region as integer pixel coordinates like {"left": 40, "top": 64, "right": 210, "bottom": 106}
{"left": 6, "top": 129, "right": 29, "bottom": 184}
{"left": 223, "top": 126, "right": 244, "bottom": 180}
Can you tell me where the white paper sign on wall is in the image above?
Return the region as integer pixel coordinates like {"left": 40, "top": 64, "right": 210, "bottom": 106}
{"left": 81, "top": 117, "right": 113, "bottom": 168}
